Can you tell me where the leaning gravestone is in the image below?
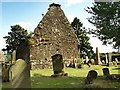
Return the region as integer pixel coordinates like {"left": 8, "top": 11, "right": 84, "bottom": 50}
{"left": 9, "top": 59, "right": 31, "bottom": 88}
{"left": 51, "top": 54, "right": 68, "bottom": 77}
{"left": 85, "top": 70, "right": 97, "bottom": 84}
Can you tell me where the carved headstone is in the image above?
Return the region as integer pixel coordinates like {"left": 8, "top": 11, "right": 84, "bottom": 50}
{"left": 51, "top": 54, "right": 68, "bottom": 77}
{"left": 13, "top": 41, "right": 31, "bottom": 89}
{"left": 85, "top": 70, "right": 97, "bottom": 84}
{"left": 52, "top": 54, "right": 64, "bottom": 74}
{"left": 16, "top": 42, "right": 30, "bottom": 64}
{"left": 102, "top": 68, "right": 110, "bottom": 79}
{"left": 9, "top": 59, "right": 31, "bottom": 88}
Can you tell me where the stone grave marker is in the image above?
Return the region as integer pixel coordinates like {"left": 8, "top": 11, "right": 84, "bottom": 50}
{"left": 9, "top": 59, "right": 31, "bottom": 88}
{"left": 105, "top": 54, "right": 108, "bottom": 64}
{"left": 91, "top": 59, "right": 95, "bottom": 65}
{"left": 11, "top": 50, "right": 16, "bottom": 64}
{"left": 85, "top": 70, "right": 97, "bottom": 84}
{"left": 2, "top": 63, "right": 11, "bottom": 82}
{"left": 96, "top": 47, "right": 102, "bottom": 65}
{"left": 102, "top": 68, "right": 110, "bottom": 79}
{"left": 51, "top": 54, "right": 68, "bottom": 77}
{"left": 108, "top": 53, "right": 112, "bottom": 66}
{"left": 0, "top": 51, "right": 4, "bottom": 62}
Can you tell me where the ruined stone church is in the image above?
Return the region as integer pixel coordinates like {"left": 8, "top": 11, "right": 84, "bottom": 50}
{"left": 30, "top": 3, "right": 80, "bottom": 69}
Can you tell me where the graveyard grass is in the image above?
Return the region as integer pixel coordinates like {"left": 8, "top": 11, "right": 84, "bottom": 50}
{"left": 2, "top": 65, "right": 120, "bottom": 89}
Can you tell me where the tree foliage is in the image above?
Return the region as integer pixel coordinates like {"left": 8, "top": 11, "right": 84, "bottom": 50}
{"left": 2, "top": 25, "right": 31, "bottom": 52}
{"left": 86, "top": 1, "right": 120, "bottom": 49}
{"left": 71, "top": 17, "right": 94, "bottom": 58}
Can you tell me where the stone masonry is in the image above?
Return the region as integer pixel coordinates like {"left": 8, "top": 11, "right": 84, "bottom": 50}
{"left": 30, "top": 3, "right": 80, "bottom": 69}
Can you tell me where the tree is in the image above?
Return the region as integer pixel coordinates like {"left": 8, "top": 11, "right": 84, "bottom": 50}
{"left": 85, "top": 1, "right": 120, "bottom": 50}
{"left": 2, "top": 25, "right": 31, "bottom": 52}
{"left": 71, "top": 17, "right": 94, "bottom": 59}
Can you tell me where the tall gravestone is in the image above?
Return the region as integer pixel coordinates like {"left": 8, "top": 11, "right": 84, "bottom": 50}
{"left": 11, "top": 42, "right": 31, "bottom": 89}
{"left": 12, "top": 50, "right": 16, "bottom": 64}
{"left": 96, "top": 47, "right": 101, "bottom": 65}
{"left": 105, "top": 54, "right": 108, "bottom": 64}
{"left": 9, "top": 59, "right": 31, "bottom": 88}
{"left": 2, "top": 63, "right": 11, "bottom": 82}
{"left": 51, "top": 54, "right": 68, "bottom": 77}
{"left": 108, "top": 53, "right": 112, "bottom": 66}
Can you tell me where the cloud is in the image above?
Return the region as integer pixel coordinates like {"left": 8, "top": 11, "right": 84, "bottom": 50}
{"left": 89, "top": 35, "right": 117, "bottom": 53}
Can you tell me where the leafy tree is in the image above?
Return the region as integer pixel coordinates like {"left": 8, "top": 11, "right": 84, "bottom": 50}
{"left": 85, "top": 1, "right": 120, "bottom": 50}
{"left": 71, "top": 17, "right": 94, "bottom": 59}
{"left": 2, "top": 25, "right": 31, "bottom": 52}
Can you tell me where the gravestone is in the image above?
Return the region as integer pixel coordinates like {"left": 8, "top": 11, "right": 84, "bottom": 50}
{"left": 108, "top": 53, "right": 112, "bottom": 66}
{"left": 102, "top": 68, "right": 110, "bottom": 79}
{"left": 96, "top": 47, "right": 102, "bottom": 65}
{"left": 9, "top": 59, "right": 31, "bottom": 88}
{"left": 91, "top": 59, "right": 95, "bottom": 65}
{"left": 85, "top": 70, "right": 97, "bottom": 84}
{"left": 11, "top": 50, "right": 16, "bottom": 64}
{"left": 2, "top": 63, "right": 11, "bottom": 82}
{"left": 12, "top": 41, "right": 31, "bottom": 89}
{"left": 51, "top": 54, "right": 68, "bottom": 77}
{"left": 0, "top": 51, "right": 4, "bottom": 62}
{"left": 105, "top": 54, "right": 108, "bottom": 64}
{"left": 72, "top": 58, "right": 77, "bottom": 68}
{"left": 85, "top": 56, "right": 89, "bottom": 64}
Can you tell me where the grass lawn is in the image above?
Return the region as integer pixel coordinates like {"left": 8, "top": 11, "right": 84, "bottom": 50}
{"left": 2, "top": 65, "right": 120, "bottom": 89}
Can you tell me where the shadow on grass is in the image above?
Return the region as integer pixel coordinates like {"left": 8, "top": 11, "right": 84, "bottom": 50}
{"left": 31, "top": 73, "right": 120, "bottom": 89}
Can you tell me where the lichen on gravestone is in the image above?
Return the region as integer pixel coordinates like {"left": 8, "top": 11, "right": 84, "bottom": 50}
{"left": 9, "top": 59, "right": 31, "bottom": 88}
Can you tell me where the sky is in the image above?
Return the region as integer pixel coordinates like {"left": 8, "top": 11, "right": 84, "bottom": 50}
{"left": 0, "top": 0, "right": 118, "bottom": 53}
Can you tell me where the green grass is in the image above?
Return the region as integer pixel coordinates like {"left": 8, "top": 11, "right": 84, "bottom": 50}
{"left": 2, "top": 65, "right": 120, "bottom": 89}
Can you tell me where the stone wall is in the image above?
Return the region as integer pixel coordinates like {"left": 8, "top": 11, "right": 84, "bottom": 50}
{"left": 30, "top": 3, "right": 80, "bottom": 69}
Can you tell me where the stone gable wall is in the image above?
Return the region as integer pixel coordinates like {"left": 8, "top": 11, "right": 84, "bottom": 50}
{"left": 30, "top": 3, "right": 80, "bottom": 69}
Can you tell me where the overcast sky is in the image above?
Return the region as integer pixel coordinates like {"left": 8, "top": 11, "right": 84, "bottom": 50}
{"left": 0, "top": 0, "right": 117, "bottom": 53}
